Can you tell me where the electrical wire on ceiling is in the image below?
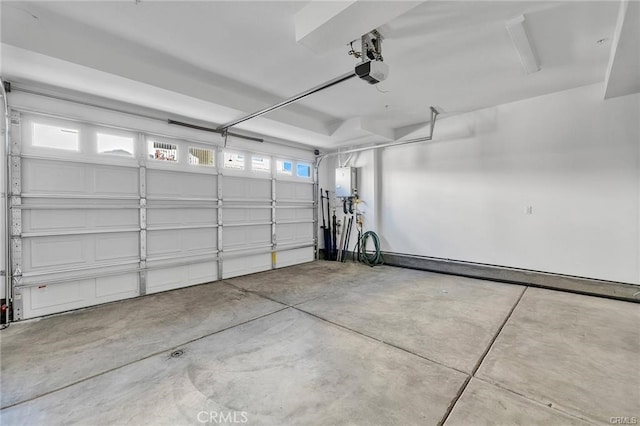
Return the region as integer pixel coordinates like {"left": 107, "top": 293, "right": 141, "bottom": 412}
{"left": 375, "top": 85, "right": 389, "bottom": 94}
{"left": 5, "top": 4, "right": 39, "bottom": 20}
{"left": 348, "top": 41, "right": 362, "bottom": 59}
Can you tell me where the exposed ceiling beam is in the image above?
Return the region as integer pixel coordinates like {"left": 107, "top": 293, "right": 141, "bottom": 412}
{"left": 604, "top": 0, "right": 640, "bottom": 99}
{"left": 295, "top": 0, "right": 424, "bottom": 53}
{"left": 505, "top": 15, "right": 541, "bottom": 75}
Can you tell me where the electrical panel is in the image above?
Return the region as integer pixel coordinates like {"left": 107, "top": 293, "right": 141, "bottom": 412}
{"left": 335, "top": 167, "right": 357, "bottom": 198}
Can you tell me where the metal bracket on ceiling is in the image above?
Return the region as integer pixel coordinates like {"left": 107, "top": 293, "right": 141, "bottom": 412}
{"left": 361, "top": 30, "right": 383, "bottom": 63}
{"left": 222, "top": 129, "right": 229, "bottom": 148}
{"left": 348, "top": 29, "right": 384, "bottom": 63}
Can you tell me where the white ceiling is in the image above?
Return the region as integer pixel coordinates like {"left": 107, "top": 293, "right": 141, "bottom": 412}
{"left": 0, "top": 1, "right": 622, "bottom": 150}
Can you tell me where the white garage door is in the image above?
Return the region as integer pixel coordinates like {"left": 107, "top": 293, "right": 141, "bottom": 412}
{"left": 8, "top": 108, "right": 315, "bottom": 320}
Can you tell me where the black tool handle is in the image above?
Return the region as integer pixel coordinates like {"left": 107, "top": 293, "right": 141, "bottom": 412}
{"left": 320, "top": 188, "right": 326, "bottom": 228}
{"left": 332, "top": 210, "right": 337, "bottom": 261}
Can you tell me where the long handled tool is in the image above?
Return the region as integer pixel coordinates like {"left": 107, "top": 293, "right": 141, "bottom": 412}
{"left": 356, "top": 227, "right": 361, "bottom": 263}
{"left": 325, "top": 190, "right": 332, "bottom": 260}
{"left": 320, "top": 188, "right": 331, "bottom": 260}
{"left": 342, "top": 216, "right": 354, "bottom": 262}
{"left": 337, "top": 215, "right": 347, "bottom": 262}
{"left": 342, "top": 216, "right": 352, "bottom": 262}
{"left": 332, "top": 208, "right": 337, "bottom": 260}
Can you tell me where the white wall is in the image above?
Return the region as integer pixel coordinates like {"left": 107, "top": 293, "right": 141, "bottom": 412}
{"left": 323, "top": 83, "right": 639, "bottom": 284}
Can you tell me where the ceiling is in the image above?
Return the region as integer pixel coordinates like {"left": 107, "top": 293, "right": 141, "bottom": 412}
{"left": 0, "top": 1, "right": 623, "bottom": 150}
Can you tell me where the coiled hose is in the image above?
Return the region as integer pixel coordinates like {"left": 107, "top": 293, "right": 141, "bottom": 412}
{"left": 359, "top": 231, "right": 384, "bottom": 266}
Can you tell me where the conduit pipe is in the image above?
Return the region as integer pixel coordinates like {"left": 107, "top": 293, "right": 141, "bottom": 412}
{"left": 217, "top": 71, "right": 357, "bottom": 131}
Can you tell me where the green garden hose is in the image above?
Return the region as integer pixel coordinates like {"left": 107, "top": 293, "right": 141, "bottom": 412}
{"left": 359, "top": 231, "right": 383, "bottom": 266}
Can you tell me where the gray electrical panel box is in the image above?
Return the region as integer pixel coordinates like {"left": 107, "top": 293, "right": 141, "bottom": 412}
{"left": 335, "top": 167, "right": 357, "bottom": 198}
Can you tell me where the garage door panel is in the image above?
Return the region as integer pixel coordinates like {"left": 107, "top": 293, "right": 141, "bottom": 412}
{"left": 147, "top": 228, "right": 217, "bottom": 257}
{"left": 21, "top": 272, "right": 140, "bottom": 319}
{"left": 22, "top": 198, "right": 140, "bottom": 208}
{"left": 94, "top": 166, "right": 139, "bottom": 196}
{"left": 222, "top": 208, "right": 270, "bottom": 224}
{"left": 146, "top": 262, "right": 217, "bottom": 294}
{"left": 223, "top": 254, "right": 271, "bottom": 279}
{"left": 187, "top": 261, "right": 218, "bottom": 284}
{"left": 25, "top": 237, "right": 87, "bottom": 270}
{"left": 146, "top": 267, "right": 183, "bottom": 293}
{"left": 147, "top": 170, "right": 217, "bottom": 199}
{"left": 24, "top": 232, "right": 139, "bottom": 272}
{"left": 147, "top": 207, "right": 217, "bottom": 227}
{"left": 224, "top": 176, "right": 270, "bottom": 199}
{"left": 23, "top": 160, "right": 88, "bottom": 195}
{"left": 28, "top": 281, "right": 84, "bottom": 310}
{"left": 276, "top": 181, "right": 313, "bottom": 201}
{"left": 93, "top": 209, "right": 139, "bottom": 229}
{"left": 147, "top": 230, "right": 181, "bottom": 256}
{"left": 185, "top": 228, "right": 218, "bottom": 252}
{"left": 275, "top": 208, "right": 313, "bottom": 222}
{"left": 223, "top": 226, "right": 271, "bottom": 249}
{"left": 276, "top": 223, "right": 313, "bottom": 244}
{"left": 295, "top": 183, "right": 314, "bottom": 200}
{"left": 94, "top": 233, "right": 139, "bottom": 262}
{"left": 95, "top": 274, "right": 139, "bottom": 298}
{"left": 23, "top": 159, "right": 139, "bottom": 196}
{"left": 23, "top": 209, "right": 138, "bottom": 233}
{"left": 20, "top": 264, "right": 138, "bottom": 287}
{"left": 276, "top": 247, "right": 314, "bottom": 268}
{"left": 23, "top": 210, "right": 86, "bottom": 232}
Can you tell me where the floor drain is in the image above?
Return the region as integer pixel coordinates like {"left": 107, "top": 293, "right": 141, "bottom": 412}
{"left": 170, "top": 349, "right": 184, "bottom": 358}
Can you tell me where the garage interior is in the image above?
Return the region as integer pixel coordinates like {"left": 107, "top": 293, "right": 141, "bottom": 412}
{"left": 0, "top": 1, "right": 639, "bottom": 425}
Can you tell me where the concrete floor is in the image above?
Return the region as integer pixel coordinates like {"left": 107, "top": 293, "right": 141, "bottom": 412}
{"left": 0, "top": 261, "right": 638, "bottom": 425}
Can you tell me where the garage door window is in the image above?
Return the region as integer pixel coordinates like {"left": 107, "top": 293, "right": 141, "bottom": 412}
{"left": 251, "top": 155, "right": 271, "bottom": 173}
{"left": 33, "top": 122, "right": 79, "bottom": 151}
{"left": 297, "top": 163, "right": 311, "bottom": 178}
{"left": 224, "top": 152, "right": 245, "bottom": 170}
{"left": 189, "top": 147, "right": 215, "bottom": 166}
{"left": 149, "top": 140, "right": 177, "bottom": 162}
{"left": 276, "top": 160, "right": 293, "bottom": 176}
{"left": 97, "top": 133, "right": 134, "bottom": 156}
